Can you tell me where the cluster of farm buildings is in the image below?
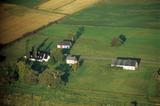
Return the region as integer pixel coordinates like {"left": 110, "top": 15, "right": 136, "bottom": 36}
{"left": 24, "top": 33, "right": 140, "bottom": 71}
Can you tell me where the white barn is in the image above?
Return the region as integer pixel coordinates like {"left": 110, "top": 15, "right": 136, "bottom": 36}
{"left": 111, "top": 57, "right": 140, "bottom": 70}
{"left": 66, "top": 55, "right": 78, "bottom": 65}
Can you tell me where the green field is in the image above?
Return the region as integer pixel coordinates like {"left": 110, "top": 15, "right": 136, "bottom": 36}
{"left": 0, "top": 0, "right": 160, "bottom": 105}
{"left": 60, "top": 0, "right": 160, "bottom": 29}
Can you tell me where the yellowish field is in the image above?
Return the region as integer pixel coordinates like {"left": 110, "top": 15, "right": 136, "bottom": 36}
{"left": 38, "top": 0, "right": 75, "bottom": 11}
{"left": 0, "top": 0, "right": 99, "bottom": 44}
{"left": 38, "top": 0, "right": 99, "bottom": 14}
{"left": 0, "top": 3, "right": 65, "bottom": 44}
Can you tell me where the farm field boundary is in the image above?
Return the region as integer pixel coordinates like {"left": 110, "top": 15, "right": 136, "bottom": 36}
{"left": 38, "top": 0, "right": 99, "bottom": 14}
{"left": 0, "top": 3, "right": 65, "bottom": 45}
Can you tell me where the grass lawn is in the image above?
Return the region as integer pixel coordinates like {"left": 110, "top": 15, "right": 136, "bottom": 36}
{"left": 70, "top": 25, "right": 160, "bottom": 62}
{"left": 60, "top": 0, "right": 160, "bottom": 29}
{"left": 67, "top": 60, "right": 158, "bottom": 96}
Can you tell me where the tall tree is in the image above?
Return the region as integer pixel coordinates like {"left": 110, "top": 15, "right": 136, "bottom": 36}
{"left": 16, "top": 61, "right": 38, "bottom": 84}
{"left": 52, "top": 48, "right": 64, "bottom": 62}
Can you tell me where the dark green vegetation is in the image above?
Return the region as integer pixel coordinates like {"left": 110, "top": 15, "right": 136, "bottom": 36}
{"left": 0, "top": 0, "right": 47, "bottom": 7}
{"left": 0, "top": 0, "right": 160, "bottom": 105}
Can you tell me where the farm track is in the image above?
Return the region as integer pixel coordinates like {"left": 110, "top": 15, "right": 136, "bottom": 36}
{"left": 60, "top": 23, "right": 160, "bottom": 30}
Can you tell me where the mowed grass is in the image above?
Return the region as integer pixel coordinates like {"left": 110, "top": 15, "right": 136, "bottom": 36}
{"left": 70, "top": 25, "right": 160, "bottom": 62}
{"left": 61, "top": 0, "right": 160, "bottom": 29}
{"left": 67, "top": 60, "right": 158, "bottom": 96}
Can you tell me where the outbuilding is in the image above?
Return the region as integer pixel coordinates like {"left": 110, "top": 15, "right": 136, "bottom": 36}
{"left": 111, "top": 57, "right": 141, "bottom": 70}
{"left": 66, "top": 55, "right": 78, "bottom": 65}
{"left": 57, "top": 40, "right": 72, "bottom": 49}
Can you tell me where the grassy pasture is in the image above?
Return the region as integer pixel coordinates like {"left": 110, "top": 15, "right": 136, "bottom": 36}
{"left": 60, "top": 0, "right": 160, "bottom": 29}
{"left": 67, "top": 60, "right": 158, "bottom": 96}
{"left": 1, "top": 23, "right": 159, "bottom": 105}
{"left": 70, "top": 25, "right": 160, "bottom": 62}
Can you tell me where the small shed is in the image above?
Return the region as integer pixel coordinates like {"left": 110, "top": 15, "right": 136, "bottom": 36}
{"left": 66, "top": 55, "right": 78, "bottom": 65}
{"left": 111, "top": 57, "right": 141, "bottom": 70}
{"left": 57, "top": 40, "right": 72, "bottom": 49}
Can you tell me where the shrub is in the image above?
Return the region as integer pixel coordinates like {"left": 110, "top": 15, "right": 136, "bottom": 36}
{"left": 51, "top": 48, "right": 64, "bottom": 63}
{"left": 38, "top": 69, "right": 63, "bottom": 87}
{"left": 0, "top": 63, "right": 18, "bottom": 85}
{"left": 16, "top": 61, "right": 38, "bottom": 84}
{"left": 111, "top": 37, "right": 122, "bottom": 46}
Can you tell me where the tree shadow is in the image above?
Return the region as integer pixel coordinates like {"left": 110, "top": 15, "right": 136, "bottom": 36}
{"left": 75, "top": 26, "right": 85, "bottom": 40}
{"left": 37, "top": 38, "right": 49, "bottom": 50}
{"left": 119, "top": 34, "right": 127, "bottom": 44}
{"left": 56, "top": 64, "right": 70, "bottom": 85}
{"left": 44, "top": 41, "right": 53, "bottom": 52}
{"left": 31, "top": 61, "right": 48, "bottom": 73}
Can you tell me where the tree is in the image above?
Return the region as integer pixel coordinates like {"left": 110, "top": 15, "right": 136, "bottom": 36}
{"left": 119, "top": 34, "right": 127, "bottom": 43}
{"left": 52, "top": 48, "right": 64, "bottom": 62}
{"left": 16, "top": 61, "right": 38, "bottom": 84}
{"left": 0, "top": 63, "right": 18, "bottom": 85}
{"left": 71, "top": 63, "right": 79, "bottom": 72}
{"left": 38, "top": 69, "right": 63, "bottom": 87}
{"left": 111, "top": 37, "right": 121, "bottom": 47}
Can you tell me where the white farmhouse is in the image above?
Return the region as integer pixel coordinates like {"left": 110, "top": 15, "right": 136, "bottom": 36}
{"left": 66, "top": 55, "right": 78, "bottom": 65}
{"left": 111, "top": 57, "right": 140, "bottom": 70}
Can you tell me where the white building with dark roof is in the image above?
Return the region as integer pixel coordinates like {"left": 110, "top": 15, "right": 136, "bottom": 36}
{"left": 57, "top": 40, "right": 72, "bottom": 49}
{"left": 28, "top": 50, "right": 50, "bottom": 62}
{"left": 66, "top": 55, "right": 78, "bottom": 65}
{"left": 111, "top": 57, "right": 141, "bottom": 70}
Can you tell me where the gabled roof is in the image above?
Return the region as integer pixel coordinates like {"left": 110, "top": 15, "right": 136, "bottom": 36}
{"left": 112, "top": 57, "right": 141, "bottom": 67}
{"left": 59, "top": 40, "right": 72, "bottom": 46}
{"left": 66, "top": 55, "right": 77, "bottom": 61}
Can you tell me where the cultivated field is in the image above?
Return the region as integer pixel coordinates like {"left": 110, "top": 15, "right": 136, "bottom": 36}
{"left": 0, "top": 3, "right": 65, "bottom": 44}
{"left": 38, "top": 0, "right": 75, "bottom": 11}
{"left": 38, "top": 0, "right": 99, "bottom": 14}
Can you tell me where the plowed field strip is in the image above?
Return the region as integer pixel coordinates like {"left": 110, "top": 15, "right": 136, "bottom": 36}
{"left": 38, "top": 0, "right": 99, "bottom": 14}
{"left": 38, "top": 0, "right": 75, "bottom": 10}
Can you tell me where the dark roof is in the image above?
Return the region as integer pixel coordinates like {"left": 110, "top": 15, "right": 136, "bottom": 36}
{"left": 112, "top": 57, "right": 141, "bottom": 66}
{"left": 59, "top": 40, "right": 72, "bottom": 45}
{"left": 29, "top": 50, "right": 49, "bottom": 59}
{"left": 66, "top": 55, "right": 77, "bottom": 61}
